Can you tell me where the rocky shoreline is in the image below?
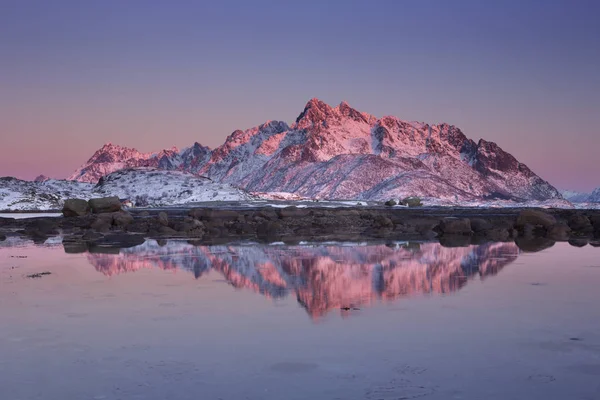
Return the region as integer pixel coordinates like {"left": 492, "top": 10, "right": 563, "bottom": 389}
{"left": 1, "top": 197, "right": 599, "bottom": 253}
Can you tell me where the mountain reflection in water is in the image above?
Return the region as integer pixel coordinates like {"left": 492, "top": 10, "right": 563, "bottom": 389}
{"left": 85, "top": 241, "right": 519, "bottom": 318}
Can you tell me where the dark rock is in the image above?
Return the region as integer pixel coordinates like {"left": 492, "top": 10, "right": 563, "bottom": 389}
{"left": 257, "top": 221, "right": 283, "bottom": 238}
{"left": 174, "top": 217, "right": 204, "bottom": 233}
{"left": 375, "top": 216, "right": 394, "bottom": 229}
{"left": 515, "top": 237, "right": 555, "bottom": 253}
{"left": 255, "top": 209, "right": 278, "bottom": 221}
{"left": 0, "top": 217, "right": 15, "bottom": 227}
{"left": 439, "top": 234, "right": 472, "bottom": 247}
{"left": 111, "top": 211, "right": 134, "bottom": 227}
{"left": 384, "top": 199, "right": 397, "bottom": 207}
{"left": 126, "top": 220, "right": 151, "bottom": 233}
{"left": 568, "top": 239, "right": 588, "bottom": 248}
{"left": 62, "top": 199, "right": 90, "bottom": 217}
{"left": 470, "top": 218, "right": 492, "bottom": 232}
{"left": 90, "top": 218, "right": 111, "bottom": 233}
{"left": 591, "top": 215, "right": 600, "bottom": 231}
{"left": 402, "top": 197, "right": 423, "bottom": 207}
{"left": 438, "top": 218, "right": 472, "bottom": 235}
{"left": 0, "top": 233, "right": 6, "bottom": 241}
{"left": 589, "top": 240, "right": 600, "bottom": 247}
{"left": 516, "top": 209, "right": 556, "bottom": 229}
{"left": 546, "top": 223, "right": 571, "bottom": 241}
{"left": 568, "top": 215, "right": 593, "bottom": 233}
{"left": 26, "top": 219, "right": 59, "bottom": 235}
{"left": 207, "top": 209, "right": 241, "bottom": 220}
{"left": 158, "top": 212, "right": 169, "bottom": 227}
{"left": 483, "top": 228, "right": 511, "bottom": 242}
{"left": 188, "top": 208, "right": 208, "bottom": 219}
{"left": 278, "top": 206, "right": 310, "bottom": 218}
{"left": 158, "top": 226, "right": 178, "bottom": 235}
{"left": 88, "top": 197, "right": 122, "bottom": 214}
{"left": 82, "top": 230, "right": 103, "bottom": 241}
{"left": 63, "top": 241, "right": 88, "bottom": 254}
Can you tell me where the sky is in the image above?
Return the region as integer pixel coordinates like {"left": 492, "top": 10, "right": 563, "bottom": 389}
{"left": 0, "top": 0, "right": 599, "bottom": 191}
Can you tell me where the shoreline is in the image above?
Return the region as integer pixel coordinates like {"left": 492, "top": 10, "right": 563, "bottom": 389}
{"left": 1, "top": 206, "right": 599, "bottom": 253}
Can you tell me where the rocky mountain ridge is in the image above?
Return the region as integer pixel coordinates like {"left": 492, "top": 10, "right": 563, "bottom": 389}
{"left": 66, "top": 99, "right": 561, "bottom": 202}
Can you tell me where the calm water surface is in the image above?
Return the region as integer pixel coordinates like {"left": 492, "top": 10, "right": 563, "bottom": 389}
{"left": 1, "top": 238, "right": 599, "bottom": 400}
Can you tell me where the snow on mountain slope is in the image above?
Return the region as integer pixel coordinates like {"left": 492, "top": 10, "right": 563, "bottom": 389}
{"left": 562, "top": 187, "right": 600, "bottom": 204}
{"left": 0, "top": 177, "right": 94, "bottom": 211}
{"left": 69, "top": 99, "right": 562, "bottom": 202}
{"left": 92, "top": 168, "right": 254, "bottom": 205}
{"left": 1, "top": 169, "right": 253, "bottom": 210}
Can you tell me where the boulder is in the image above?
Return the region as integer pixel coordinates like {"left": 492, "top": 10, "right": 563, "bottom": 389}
{"left": 158, "top": 212, "right": 169, "bottom": 227}
{"left": 439, "top": 234, "right": 472, "bottom": 248}
{"left": 402, "top": 197, "right": 423, "bottom": 207}
{"left": 470, "top": 218, "right": 492, "bottom": 232}
{"left": 90, "top": 218, "right": 111, "bottom": 233}
{"left": 589, "top": 240, "right": 600, "bottom": 247}
{"left": 62, "top": 241, "right": 88, "bottom": 254}
{"left": 568, "top": 214, "right": 593, "bottom": 233}
{"left": 62, "top": 199, "right": 90, "bottom": 217}
{"left": 516, "top": 209, "right": 556, "bottom": 229}
{"left": 111, "top": 211, "right": 134, "bottom": 227}
{"left": 568, "top": 239, "right": 588, "bottom": 248}
{"left": 546, "top": 223, "right": 571, "bottom": 241}
{"left": 515, "top": 237, "right": 555, "bottom": 253}
{"left": 384, "top": 199, "right": 397, "bottom": 207}
{"left": 88, "top": 197, "right": 122, "bottom": 214}
{"left": 438, "top": 217, "right": 472, "bottom": 235}
{"left": 0, "top": 233, "right": 6, "bottom": 241}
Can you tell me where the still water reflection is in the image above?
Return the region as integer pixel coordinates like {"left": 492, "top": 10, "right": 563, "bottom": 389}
{"left": 1, "top": 238, "right": 600, "bottom": 400}
{"left": 87, "top": 240, "right": 519, "bottom": 318}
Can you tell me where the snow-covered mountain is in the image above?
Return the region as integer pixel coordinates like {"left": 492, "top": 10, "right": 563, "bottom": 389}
{"left": 562, "top": 188, "right": 600, "bottom": 203}
{"left": 70, "top": 98, "right": 561, "bottom": 202}
{"left": 1, "top": 168, "right": 252, "bottom": 211}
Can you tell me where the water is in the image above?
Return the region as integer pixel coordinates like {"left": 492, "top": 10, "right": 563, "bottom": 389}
{"left": 1, "top": 238, "right": 599, "bottom": 400}
{"left": 0, "top": 212, "right": 61, "bottom": 219}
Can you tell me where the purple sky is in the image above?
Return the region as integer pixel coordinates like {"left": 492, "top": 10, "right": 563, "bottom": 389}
{"left": 1, "top": 0, "right": 599, "bottom": 191}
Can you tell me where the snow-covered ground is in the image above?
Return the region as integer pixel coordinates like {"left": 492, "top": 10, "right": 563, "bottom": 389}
{"left": 1, "top": 168, "right": 597, "bottom": 212}
{"left": 0, "top": 168, "right": 254, "bottom": 211}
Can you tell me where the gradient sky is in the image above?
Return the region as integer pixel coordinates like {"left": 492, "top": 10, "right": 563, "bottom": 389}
{"left": 1, "top": 0, "right": 599, "bottom": 191}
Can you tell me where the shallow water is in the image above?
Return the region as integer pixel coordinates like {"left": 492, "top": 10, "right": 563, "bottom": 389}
{"left": 0, "top": 212, "right": 61, "bottom": 219}
{"left": 1, "top": 238, "right": 599, "bottom": 400}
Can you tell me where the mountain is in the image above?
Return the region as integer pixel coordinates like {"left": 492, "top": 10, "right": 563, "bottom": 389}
{"left": 0, "top": 168, "right": 252, "bottom": 211}
{"left": 69, "top": 99, "right": 561, "bottom": 202}
{"left": 85, "top": 240, "right": 519, "bottom": 319}
{"left": 562, "top": 188, "right": 600, "bottom": 203}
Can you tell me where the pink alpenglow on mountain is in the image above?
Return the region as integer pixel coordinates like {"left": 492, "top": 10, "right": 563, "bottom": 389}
{"left": 69, "top": 99, "right": 561, "bottom": 202}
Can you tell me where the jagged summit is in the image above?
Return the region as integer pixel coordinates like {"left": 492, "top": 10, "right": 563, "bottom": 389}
{"left": 67, "top": 99, "right": 561, "bottom": 202}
